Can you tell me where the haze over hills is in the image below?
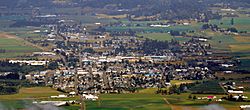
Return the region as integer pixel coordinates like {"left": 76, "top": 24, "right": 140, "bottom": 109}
{"left": 0, "top": 0, "right": 249, "bottom": 20}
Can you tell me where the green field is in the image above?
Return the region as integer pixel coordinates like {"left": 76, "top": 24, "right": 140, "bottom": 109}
{"left": 166, "top": 93, "right": 250, "bottom": 110}
{"left": 84, "top": 94, "right": 170, "bottom": 110}
{"left": 0, "top": 85, "right": 249, "bottom": 110}
{"left": 0, "top": 87, "right": 62, "bottom": 109}
{"left": 209, "top": 17, "right": 250, "bottom": 32}
{"left": 0, "top": 87, "right": 61, "bottom": 100}
{"left": 0, "top": 33, "right": 40, "bottom": 58}
{"left": 0, "top": 87, "right": 171, "bottom": 110}
{"left": 189, "top": 81, "right": 225, "bottom": 94}
{"left": 137, "top": 33, "right": 173, "bottom": 41}
{"left": 105, "top": 24, "right": 200, "bottom": 33}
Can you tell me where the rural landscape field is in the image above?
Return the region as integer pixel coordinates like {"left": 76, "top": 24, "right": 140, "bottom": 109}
{"left": 0, "top": 0, "right": 250, "bottom": 110}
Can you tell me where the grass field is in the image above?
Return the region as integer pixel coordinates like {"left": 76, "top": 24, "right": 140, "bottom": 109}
{"left": 105, "top": 24, "right": 199, "bottom": 33}
{"left": 0, "top": 86, "right": 249, "bottom": 110}
{"left": 209, "top": 17, "right": 250, "bottom": 32}
{"left": 189, "top": 81, "right": 225, "bottom": 94}
{"left": 170, "top": 80, "right": 196, "bottom": 86}
{"left": 0, "top": 87, "right": 62, "bottom": 109}
{"left": 237, "top": 59, "right": 250, "bottom": 70}
{"left": 215, "top": 73, "right": 250, "bottom": 80}
{"left": 229, "top": 44, "right": 250, "bottom": 52}
{"left": 0, "top": 87, "right": 171, "bottom": 110}
{"left": 234, "top": 36, "right": 250, "bottom": 43}
{"left": 166, "top": 93, "right": 250, "bottom": 110}
{"left": 86, "top": 94, "right": 171, "bottom": 110}
{"left": 137, "top": 33, "right": 173, "bottom": 41}
{"left": 0, "top": 33, "right": 41, "bottom": 58}
{"left": 0, "top": 87, "right": 61, "bottom": 100}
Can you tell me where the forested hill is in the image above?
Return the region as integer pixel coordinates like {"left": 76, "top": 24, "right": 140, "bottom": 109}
{"left": 1, "top": 0, "right": 250, "bottom": 20}
{"left": 1, "top": 0, "right": 250, "bottom": 8}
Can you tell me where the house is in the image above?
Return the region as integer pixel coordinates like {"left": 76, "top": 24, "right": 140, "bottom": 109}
{"left": 69, "top": 91, "right": 76, "bottom": 95}
{"left": 33, "top": 101, "right": 68, "bottom": 107}
{"left": 221, "top": 64, "right": 234, "bottom": 68}
{"left": 233, "top": 95, "right": 248, "bottom": 100}
{"left": 240, "top": 105, "right": 250, "bottom": 110}
{"left": 33, "top": 52, "right": 56, "bottom": 56}
{"left": 228, "top": 90, "right": 243, "bottom": 94}
{"left": 207, "top": 96, "right": 216, "bottom": 99}
{"left": 50, "top": 94, "right": 67, "bottom": 98}
{"left": 9, "top": 60, "right": 49, "bottom": 66}
{"left": 198, "top": 38, "right": 208, "bottom": 42}
{"left": 82, "top": 94, "right": 98, "bottom": 101}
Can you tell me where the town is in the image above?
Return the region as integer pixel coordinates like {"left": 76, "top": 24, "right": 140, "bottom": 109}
{"left": 0, "top": 0, "right": 250, "bottom": 110}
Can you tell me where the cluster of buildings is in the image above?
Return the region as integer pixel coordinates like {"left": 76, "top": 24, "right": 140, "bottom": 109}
{"left": 223, "top": 82, "right": 248, "bottom": 101}
{"left": 21, "top": 19, "right": 243, "bottom": 96}
{"left": 9, "top": 60, "right": 49, "bottom": 66}
{"left": 9, "top": 17, "right": 246, "bottom": 108}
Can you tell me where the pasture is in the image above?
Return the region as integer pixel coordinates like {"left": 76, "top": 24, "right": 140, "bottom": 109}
{"left": 0, "top": 85, "right": 249, "bottom": 110}
{"left": 166, "top": 93, "right": 250, "bottom": 110}
{"left": 215, "top": 72, "right": 250, "bottom": 80}
{"left": 234, "top": 35, "right": 250, "bottom": 43}
{"left": 189, "top": 81, "right": 225, "bottom": 94}
{"left": 0, "top": 87, "right": 62, "bottom": 109}
{"left": 137, "top": 33, "right": 173, "bottom": 41}
{"left": 229, "top": 44, "right": 250, "bottom": 52}
{"left": 0, "top": 33, "right": 41, "bottom": 58}
{"left": 0, "top": 87, "right": 171, "bottom": 110}
{"left": 0, "top": 87, "right": 61, "bottom": 100}
{"left": 85, "top": 93, "right": 171, "bottom": 110}
{"left": 105, "top": 24, "right": 200, "bottom": 33}
{"left": 209, "top": 17, "right": 250, "bottom": 32}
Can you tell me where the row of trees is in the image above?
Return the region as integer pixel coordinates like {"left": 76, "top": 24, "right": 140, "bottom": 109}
{"left": 142, "top": 39, "right": 169, "bottom": 55}
{"left": 0, "top": 80, "right": 44, "bottom": 95}
{"left": 0, "top": 61, "right": 46, "bottom": 74}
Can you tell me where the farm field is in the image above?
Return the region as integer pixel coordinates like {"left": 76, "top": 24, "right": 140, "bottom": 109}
{"left": 137, "top": 33, "right": 192, "bottom": 42}
{"left": 85, "top": 94, "right": 171, "bottom": 110}
{"left": 0, "top": 87, "right": 171, "bottom": 110}
{"left": 165, "top": 93, "right": 249, "bottom": 110}
{"left": 234, "top": 35, "right": 250, "bottom": 43}
{"left": 105, "top": 24, "right": 200, "bottom": 33}
{"left": 0, "top": 87, "right": 61, "bottom": 100}
{"left": 0, "top": 85, "right": 249, "bottom": 110}
{"left": 215, "top": 72, "right": 250, "bottom": 80}
{"left": 189, "top": 81, "right": 225, "bottom": 94}
{"left": 137, "top": 33, "right": 173, "bottom": 41}
{"left": 0, "top": 87, "right": 63, "bottom": 110}
{"left": 229, "top": 44, "right": 250, "bottom": 52}
{"left": 209, "top": 17, "right": 250, "bottom": 32}
{"left": 0, "top": 87, "right": 62, "bottom": 109}
{"left": 0, "top": 33, "right": 41, "bottom": 58}
{"left": 170, "top": 80, "right": 196, "bottom": 86}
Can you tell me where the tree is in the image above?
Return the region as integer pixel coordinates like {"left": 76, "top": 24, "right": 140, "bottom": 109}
{"left": 227, "top": 27, "right": 238, "bottom": 33}
{"left": 202, "top": 24, "right": 210, "bottom": 30}
{"left": 48, "top": 62, "right": 58, "bottom": 70}
{"left": 193, "top": 95, "right": 197, "bottom": 100}
{"left": 231, "top": 18, "right": 234, "bottom": 26}
{"left": 188, "top": 94, "right": 192, "bottom": 99}
{"left": 82, "top": 48, "right": 95, "bottom": 53}
{"left": 170, "top": 30, "right": 180, "bottom": 36}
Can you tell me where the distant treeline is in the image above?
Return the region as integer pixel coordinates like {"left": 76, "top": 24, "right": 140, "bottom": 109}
{"left": 1, "top": 0, "right": 250, "bottom": 21}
